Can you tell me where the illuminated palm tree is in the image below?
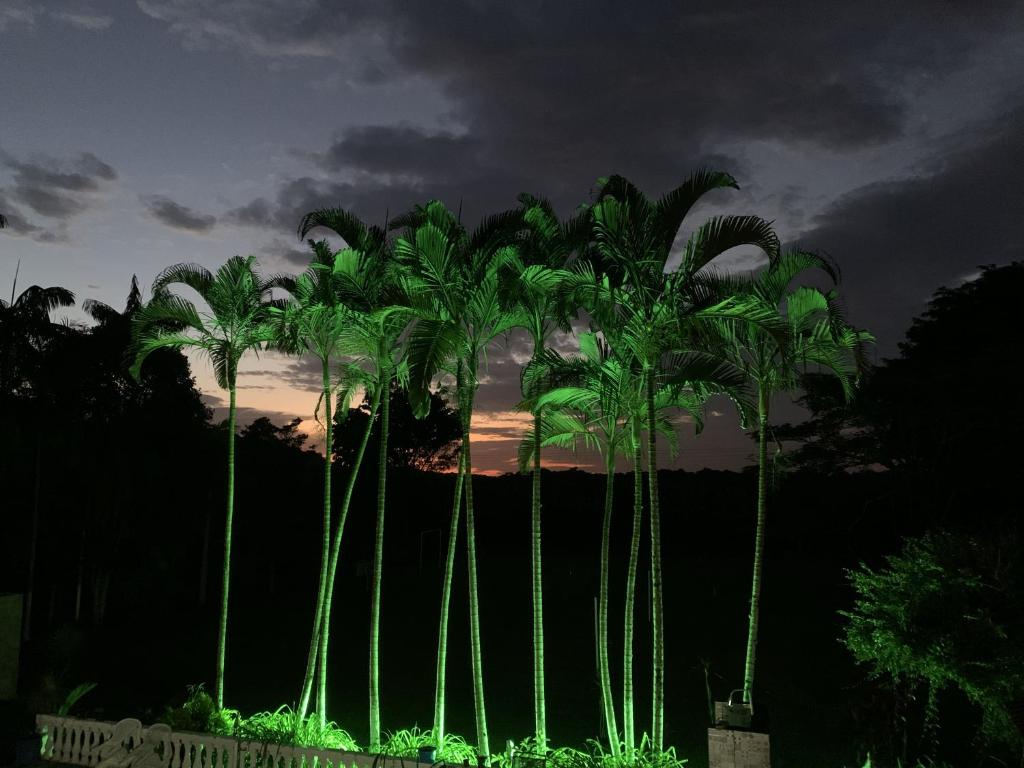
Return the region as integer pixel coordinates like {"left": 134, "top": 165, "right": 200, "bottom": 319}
{"left": 719, "top": 250, "right": 872, "bottom": 712}
{"left": 585, "top": 171, "right": 781, "bottom": 748}
{"left": 506, "top": 193, "right": 588, "bottom": 748}
{"left": 269, "top": 239, "right": 369, "bottom": 722}
{"left": 298, "top": 209, "right": 406, "bottom": 740}
{"left": 518, "top": 332, "right": 640, "bottom": 754}
{"left": 131, "top": 255, "right": 282, "bottom": 710}
{"left": 395, "top": 200, "right": 523, "bottom": 759}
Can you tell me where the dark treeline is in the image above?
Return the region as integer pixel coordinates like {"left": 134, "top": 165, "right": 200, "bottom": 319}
{"left": 2, "top": 258, "right": 1022, "bottom": 768}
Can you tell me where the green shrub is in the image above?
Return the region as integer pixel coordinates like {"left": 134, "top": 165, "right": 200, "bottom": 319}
{"left": 492, "top": 734, "right": 685, "bottom": 768}
{"left": 235, "top": 705, "right": 359, "bottom": 751}
{"left": 380, "top": 727, "right": 476, "bottom": 763}
{"left": 161, "top": 685, "right": 237, "bottom": 736}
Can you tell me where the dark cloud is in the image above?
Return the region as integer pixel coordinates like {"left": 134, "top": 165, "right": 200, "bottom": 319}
{"left": 0, "top": 150, "right": 117, "bottom": 241}
{"left": 260, "top": 237, "right": 314, "bottom": 268}
{"left": 224, "top": 197, "right": 277, "bottom": 228}
{"left": 795, "top": 102, "right": 1024, "bottom": 352}
{"left": 321, "top": 125, "right": 482, "bottom": 183}
{"left": 141, "top": 1, "right": 1014, "bottom": 169}
{"left": 141, "top": 194, "right": 217, "bottom": 233}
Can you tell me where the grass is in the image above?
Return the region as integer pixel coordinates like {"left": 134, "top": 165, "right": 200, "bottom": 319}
{"left": 380, "top": 727, "right": 478, "bottom": 763}
{"left": 235, "top": 705, "right": 360, "bottom": 751}
{"left": 491, "top": 735, "right": 686, "bottom": 768}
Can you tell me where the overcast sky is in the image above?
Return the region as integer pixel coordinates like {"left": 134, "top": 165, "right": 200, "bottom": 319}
{"left": 3, "top": 0, "right": 1022, "bottom": 473}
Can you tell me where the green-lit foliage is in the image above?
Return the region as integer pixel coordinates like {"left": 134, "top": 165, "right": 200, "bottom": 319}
{"left": 235, "top": 705, "right": 359, "bottom": 751}
{"left": 395, "top": 199, "right": 526, "bottom": 758}
{"left": 293, "top": 210, "right": 411, "bottom": 736}
{"left": 492, "top": 734, "right": 686, "bottom": 768}
{"left": 380, "top": 727, "right": 477, "bottom": 763}
{"left": 713, "top": 250, "right": 872, "bottom": 711}
{"left": 504, "top": 194, "right": 591, "bottom": 751}
{"left": 131, "top": 255, "right": 285, "bottom": 710}
{"left": 842, "top": 531, "right": 1024, "bottom": 754}
{"left": 574, "top": 170, "right": 780, "bottom": 749}
{"left": 268, "top": 239, "right": 353, "bottom": 723}
{"left": 56, "top": 682, "right": 97, "bottom": 717}
{"left": 162, "top": 685, "right": 238, "bottom": 736}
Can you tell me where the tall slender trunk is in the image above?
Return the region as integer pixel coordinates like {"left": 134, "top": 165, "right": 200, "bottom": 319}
{"left": 741, "top": 386, "right": 769, "bottom": 712}
{"left": 598, "top": 451, "right": 619, "bottom": 754}
{"left": 623, "top": 429, "right": 643, "bottom": 752}
{"left": 645, "top": 371, "right": 664, "bottom": 750}
{"left": 433, "top": 449, "right": 465, "bottom": 744}
{"left": 369, "top": 370, "right": 391, "bottom": 749}
{"left": 463, "top": 383, "right": 490, "bottom": 761}
{"left": 215, "top": 383, "right": 237, "bottom": 710}
{"left": 297, "top": 361, "right": 334, "bottom": 721}
{"left": 23, "top": 432, "right": 42, "bottom": 643}
{"left": 531, "top": 410, "right": 546, "bottom": 748}
{"left": 317, "top": 388, "right": 382, "bottom": 723}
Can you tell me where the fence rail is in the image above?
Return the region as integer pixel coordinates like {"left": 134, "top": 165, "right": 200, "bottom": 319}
{"left": 35, "top": 716, "right": 430, "bottom": 768}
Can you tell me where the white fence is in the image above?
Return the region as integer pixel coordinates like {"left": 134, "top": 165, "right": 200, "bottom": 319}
{"left": 36, "top": 715, "right": 429, "bottom": 768}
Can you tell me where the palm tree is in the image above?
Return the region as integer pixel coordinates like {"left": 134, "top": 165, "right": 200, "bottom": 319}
{"left": 1, "top": 283, "right": 76, "bottom": 397}
{"left": 0, "top": 280, "right": 75, "bottom": 644}
{"left": 585, "top": 171, "right": 781, "bottom": 748}
{"left": 720, "top": 250, "right": 872, "bottom": 712}
{"left": 519, "top": 333, "right": 635, "bottom": 754}
{"left": 524, "top": 320, "right": 734, "bottom": 752}
{"left": 269, "top": 239, "right": 362, "bottom": 722}
{"left": 130, "top": 255, "right": 282, "bottom": 710}
{"left": 298, "top": 208, "right": 407, "bottom": 741}
{"left": 395, "top": 200, "right": 524, "bottom": 759}
{"left": 506, "top": 193, "right": 588, "bottom": 748}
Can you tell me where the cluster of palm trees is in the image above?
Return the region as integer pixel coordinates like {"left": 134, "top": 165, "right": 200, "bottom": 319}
{"left": 128, "top": 169, "right": 871, "bottom": 758}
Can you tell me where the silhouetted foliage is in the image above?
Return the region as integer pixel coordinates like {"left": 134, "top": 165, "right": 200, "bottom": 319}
{"left": 241, "top": 416, "right": 309, "bottom": 451}
{"left": 333, "top": 387, "right": 460, "bottom": 472}
{"left": 777, "top": 261, "right": 1023, "bottom": 521}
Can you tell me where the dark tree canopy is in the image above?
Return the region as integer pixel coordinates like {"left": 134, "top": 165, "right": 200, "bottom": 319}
{"left": 776, "top": 262, "right": 1023, "bottom": 518}
{"left": 333, "top": 387, "right": 460, "bottom": 472}
{"left": 240, "top": 416, "right": 309, "bottom": 451}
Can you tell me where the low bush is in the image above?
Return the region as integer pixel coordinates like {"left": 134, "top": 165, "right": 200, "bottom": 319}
{"left": 234, "top": 705, "right": 359, "bottom": 751}
{"left": 161, "top": 685, "right": 237, "bottom": 736}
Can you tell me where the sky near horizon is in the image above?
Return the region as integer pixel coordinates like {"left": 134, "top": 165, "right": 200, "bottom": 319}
{"left": 2, "top": 1, "right": 1023, "bottom": 474}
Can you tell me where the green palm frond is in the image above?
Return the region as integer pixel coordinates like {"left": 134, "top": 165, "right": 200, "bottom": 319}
{"left": 677, "top": 215, "right": 780, "bottom": 277}
{"left": 152, "top": 262, "right": 215, "bottom": 299}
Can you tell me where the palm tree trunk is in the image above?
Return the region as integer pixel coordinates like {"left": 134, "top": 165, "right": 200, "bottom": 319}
{"left": 369, "top": 371, "right": 391, "bottom": 750}
{"left": 433, "top": 448, "right": 465, "bottom": 745}
{"left": 623, "top": 430, "right": 643, "bottom": 752}
{"left": 296, "top": 361, "right": 334, "bottom": 721}
{"left": 598, "top": 451, "right": 619, "bottom": 754}
{"left": 317, "top": 388, "right": 381, "bottom": 723}
{"left": 645, "top": 372, "right": 664, "bottom": 750}
{"left": 215, "top": 383, "right": 237, "bottom": 711}
{"left": 741, "top": 386, "right": 769, "bottom": 712}
{"left": 462, "top": 383, "right": 490, "bottom": 761}
{"left": 531, "top": 410, "right": 547, "bottom": 749}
